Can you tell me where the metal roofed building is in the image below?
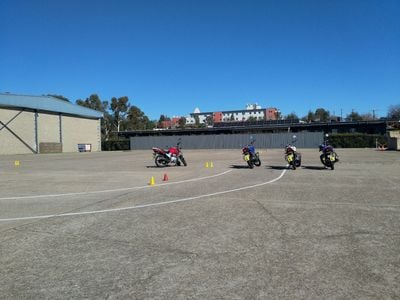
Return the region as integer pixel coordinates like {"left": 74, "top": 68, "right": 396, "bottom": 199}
{"left": 0, "top": 93, "right": 103, "bottom": 155}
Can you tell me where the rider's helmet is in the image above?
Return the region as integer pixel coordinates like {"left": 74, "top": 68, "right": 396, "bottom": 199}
{"left": 319, "top": 144, "right": 324, "bottom": 151}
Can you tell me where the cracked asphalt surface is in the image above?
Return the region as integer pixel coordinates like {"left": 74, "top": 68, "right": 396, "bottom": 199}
{"left": 1, "top": 148, "right": 399, "bottom": 299}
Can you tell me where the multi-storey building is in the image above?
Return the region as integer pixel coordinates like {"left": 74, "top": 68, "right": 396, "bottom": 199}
{"left": 186, "top": 104, "right": 280, "bottom": 125}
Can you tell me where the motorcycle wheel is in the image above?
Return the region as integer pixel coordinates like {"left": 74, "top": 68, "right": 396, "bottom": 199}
{"left": 180, "top": 156, "right": 187, "bottom": 166}
{"left": 253, "top": 158, "right": 261, "bottom": 167}
{"left": 155, "top": 155, "right": 168, "bottom": 167}
{"left": 333, "top": 152, "right": 339, "bottom": 162}
{"left": 295, "top": 153, "right": 302, "bottom": 167}
{"left": 292, "top": 161, "right": 296, "bottom": 170}
{"left": 247, "top": 161, "right": 254, "bottom": 169}
{"left": 330, "top": 162, "right": 335, "bottom": 170}
{"left": 320, "top": 154, "right": 326, "bottom": 166}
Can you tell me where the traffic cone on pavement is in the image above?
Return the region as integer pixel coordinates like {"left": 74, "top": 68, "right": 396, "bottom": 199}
{"left": 210, "top": 161, "right": 214, "bottom": 168}
{"left": 149, "top": 176, "right": 155, "bottom": 186}
{"left": 163, "top": 173, "right": 169, "bottom": 181}
{"left": 205, "top": 162, "right": 209, "bottom": 168}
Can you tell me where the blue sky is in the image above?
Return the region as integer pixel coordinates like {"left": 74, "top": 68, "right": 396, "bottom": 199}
{"left": 1, "top": 0, "right": 399, "bottom": 120}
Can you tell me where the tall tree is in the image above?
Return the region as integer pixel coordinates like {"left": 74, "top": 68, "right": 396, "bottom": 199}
{"left": 126, "top": 105, "right": 154, "bottom": 130}
{"left": 110, "top": 96, "right": 130, "bottom": 132}
{"left": 302, "top": 110, "right": 315, "bottom": 122}
{"left": 315, "top": 108, "right": 330, "bottom": 122}
{"left": 158, "top": 114, "right": 170, "bottom": 128}
{"left": 205, "top": 115, "right": 213, "bottom": 126}
{"left": 178, "top": 117, "right": 187, "bottom": 128}
{"left": 76, "top": 94, "right": 108, "bottom": 112}
{"left": 347, "top": 110, "right": 363, "bottom": 121}
{"left": 361, "top": 113, "right": 374, "bottom": 121}
{"left": 194, "top": 115, "right": 200, "bottom": 127}
{"left": 388, "top": 104, "right": 400, "bottom": 119}
{"left": 285, "top": 112, "right": 298, "bottom": 120}
{"left": 76, "top": 94, "right": 111, "bottom": 141}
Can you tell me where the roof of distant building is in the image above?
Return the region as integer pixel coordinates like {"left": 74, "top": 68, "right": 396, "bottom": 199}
{"left": 0, "top": 93, "right": 103, "bottom": 119}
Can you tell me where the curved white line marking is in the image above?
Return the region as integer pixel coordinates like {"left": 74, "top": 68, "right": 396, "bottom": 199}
{"left": 0, "top": 169, "right": 287, "bottom": 222}
{"left": 0, "top": 170, "right": 233, "bottom": 201}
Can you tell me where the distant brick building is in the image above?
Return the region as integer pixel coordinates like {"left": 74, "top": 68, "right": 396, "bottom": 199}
{"left": 186, "top": 104, "right": 280, "bottom": 125}
{"left": 159, "top": 117, "right": 181, "bottom": 129}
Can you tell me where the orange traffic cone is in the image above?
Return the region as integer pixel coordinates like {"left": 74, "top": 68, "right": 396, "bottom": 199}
{"left": 163, "top": 173, "right": 169, "bottom": 181}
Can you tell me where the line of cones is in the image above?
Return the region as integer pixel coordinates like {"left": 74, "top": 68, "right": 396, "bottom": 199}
{"left": 149, "top": 173, "right": 169, "bottom": 185}
{"left": 205, "top": 161, "right": 214, "bottom": 168}
{"left": 149, "top": 161, "right": 214, "bottom": 185}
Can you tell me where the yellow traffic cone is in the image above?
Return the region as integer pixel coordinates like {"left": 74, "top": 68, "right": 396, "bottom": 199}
{"left": 14, "top": 160, "right": 20, "bottom": 167}
{"left": 205, "top": 162, "right": 209, "bottom": 168}
{"left": 210, "top": 162, "right": 214, "bottom": 168}
{"left": 149, "top": 176, "right": 155, "bottom": 186}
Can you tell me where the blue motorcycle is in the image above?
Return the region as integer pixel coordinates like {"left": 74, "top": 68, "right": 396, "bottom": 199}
{"left": 242, "top": 141, "right": 261, "bottom": 169}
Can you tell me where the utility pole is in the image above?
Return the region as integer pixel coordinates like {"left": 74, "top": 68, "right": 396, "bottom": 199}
{"left": 371, "top": 109, "right": 380, "bottom": 120}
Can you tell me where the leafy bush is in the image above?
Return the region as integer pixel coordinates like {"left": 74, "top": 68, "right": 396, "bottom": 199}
{"left": 102, "top": 140, "right": 130, "bottom": 151}
{"left": 329, "top": 133, "right": 386, "bottom": 148}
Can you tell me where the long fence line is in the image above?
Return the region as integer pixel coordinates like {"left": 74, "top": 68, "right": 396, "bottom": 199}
{"left": 130, "top": 132, "right": 324, "bottom": 150}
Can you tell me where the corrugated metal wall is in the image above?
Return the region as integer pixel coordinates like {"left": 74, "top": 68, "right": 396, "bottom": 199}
{"left": 130, "top": 132, "right": 324, "bottom": 150}
{"left": 1, "top": 107, "right": 101, "bottom": 155}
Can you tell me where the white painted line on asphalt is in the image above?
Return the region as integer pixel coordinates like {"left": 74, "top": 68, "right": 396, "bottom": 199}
{"left": 0, "top": 170, "right": 233, "bottom": 201}
{"left": 0, "top": 168, "right": 287, "bottom": 222}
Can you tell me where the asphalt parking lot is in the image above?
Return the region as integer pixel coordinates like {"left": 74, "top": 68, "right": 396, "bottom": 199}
{"left": 1, "top": 148, "right": 399, "bottom": 299}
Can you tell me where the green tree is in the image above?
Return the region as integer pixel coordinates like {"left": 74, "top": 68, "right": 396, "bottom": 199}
{"left": 194, "top": 115, "right": 200, "bottom": 127}
{"left": 388, "top": 104, "right": 400, "bottom": 119}
{"left": 347, "top": 110, "right": 363, "bottom": 122}
{"left": 76, "top": 94, "right": 108, "bottom": 112}
{"left": 315, "top": 108, "right": 330, "bottom": 122}
{"left": 76, "top": 94, "right": 111, "bottom": 141}
{"left": 158, "top": 114, "right": 168, "bottom": 128}
{"left": 304, "top": 110, "right": 315, "bottom": 122}
{"left": 285, "top": 112, "right": 298, "bottom": 120}
{"left": 205, "top": 115, "right": 213, "bottom": 126}
{"left": 111, "top": 96, "right": 130, "bottom": 132}
{"left": 178, "top": 117, "right": 187, "bottom": 128}
{"left": 247, "top": 116, "right": 258, "bottom": 122}
{"left": 126, "top": 105, "right": 154, "bottom": 130}
{"left": 361, "top": 113, "right": 374, "bottom": 121}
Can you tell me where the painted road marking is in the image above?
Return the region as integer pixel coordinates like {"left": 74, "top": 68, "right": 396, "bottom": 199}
{"left": 0, "top": 170, "right": 233, "bottom": 201}
{"left": 0, "top": 169, "right": 287, "bottom": 221}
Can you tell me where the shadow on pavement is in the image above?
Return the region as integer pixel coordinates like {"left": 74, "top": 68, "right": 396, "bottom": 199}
{"left": 302, "top": 166, "right": 327, "bottom": 170}
{"left": 230, "top": 165, "right": 251, "bottom": 169}
{"left": 266, "top": 165, "right": 288, "bottom": 170}
{"left": 146, "top": 165, "right": 170, "bottom": 168}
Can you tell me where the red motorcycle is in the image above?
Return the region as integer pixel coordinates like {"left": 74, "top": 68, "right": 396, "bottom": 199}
{"left": 152, "top": 140, "right": 187, "bottom": 167}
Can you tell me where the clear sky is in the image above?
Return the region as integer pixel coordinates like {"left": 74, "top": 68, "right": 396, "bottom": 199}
{"left": 1, "top": 0, "right": 399, "bottom": 120}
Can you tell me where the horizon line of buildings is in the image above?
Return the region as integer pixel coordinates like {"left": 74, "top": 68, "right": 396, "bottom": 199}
{"left": 159, "top": 104, "right": 280, "bottom": 128}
